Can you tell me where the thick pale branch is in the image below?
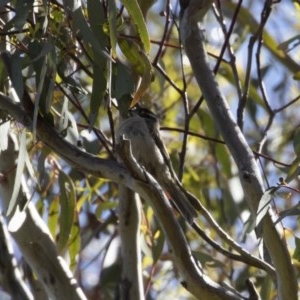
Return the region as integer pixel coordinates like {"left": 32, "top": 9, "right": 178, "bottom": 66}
{"left": 0, "top": 211, "right": 33, "bottom": 300}
{"left": 117, "top": 137, "right": 241, "bottom": 300}
{"left": 118, "top": 188, "right": 144, "bottom": 300}
{"left": 179, "top": 1, "right": 297, "bottom": 299}
{"left": 0, "top": 138, "right": 87, "bottom": 300}
{"left": 0, "top": 92, "right": 129, "bottom": 184}
{"left": 0, "top": 93, "right": 242, "bottom": 299}
{"left": 118, "top": 170, "right": 144, "bottom": 299}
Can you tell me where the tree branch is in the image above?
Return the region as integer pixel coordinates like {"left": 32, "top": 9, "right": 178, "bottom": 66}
{"left": 0, "top": 137, "right": 87, "bottom": 300}
{"left": 118, "top": 187, "right": 144, "bottom": 300}
{"left": 0, "top": 93, "right": 242, "bottom": 299}
{"left": 116, "top": 137, "right": 242, "bottom": 299}
{"left": 0, "top": 211, "right": 33, "bottom": 300}
{"left": 179, "top": 1, "right": 297, "bottom": 299}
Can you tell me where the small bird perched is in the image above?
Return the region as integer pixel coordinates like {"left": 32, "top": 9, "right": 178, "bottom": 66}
{"left": 116, "top": 106, "right": 201, "bottom": 224}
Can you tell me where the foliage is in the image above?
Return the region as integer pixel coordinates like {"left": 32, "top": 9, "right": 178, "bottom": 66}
{"left": 0, "top": 0, "right": 300, "bottom": 299}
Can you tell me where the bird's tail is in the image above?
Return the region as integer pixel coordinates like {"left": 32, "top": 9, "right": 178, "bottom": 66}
{"left": 164, "top": 182, "right": 199, "bottom": 224}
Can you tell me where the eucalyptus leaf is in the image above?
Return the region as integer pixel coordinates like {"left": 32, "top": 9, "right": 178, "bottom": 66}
{"left": 285, "top": 158, "right": 300, "bottom": 183}
{"left": 0, "top": 121, "right": 10, "bottom": 152}
{"left": 275, "top": 202, "right": 300, "bottom": 225}
{"left": 68, "top": 212, "right": 80, "bottom": 270}
{"left": 107, "top": 0, "right": 118, "bottom": 57}
{"left": 10, "top": 53, "right": 24, "bottom": 100}
{"left": 118, "top": 38, "right": 153, "bottom": 105}
{"left": 292, "top": 236, "right": 300, "bottom": 262}
{"left": 87, "top": 0, "right": 109, "bottom": 127}
{"left": 7, "top": 130, "right": 27, "bottom": 216}
{"left": 4, "top": 0, "right": 32, "bottom": 30}
{"left": 8, "top": 205, "right": 27, "bottom": 232}
{"left": 152, "top": 229, "right": 165, "bottom": 263}
{"left": 73, "top": 6, "right": 111, "bottom": 61}
{"left": 48, "top": 196, "right": 60, "bottom": 239}
{"left": 58, "top": 171, "right": 76, "bottom": 253}
{"left": 122, "top": 0, "right": 150, "bottom": 53}
{"left": 293, "top": 127, "right": 300, "bottom": 156}
{"left": 255, "top": 187, "right": 276, "bottom": 231}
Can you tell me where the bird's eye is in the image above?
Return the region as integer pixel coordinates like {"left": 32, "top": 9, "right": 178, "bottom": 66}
{"left": 139, "top": 109, "right": 157, "bottom": 120}
{"left": 129, "top": 106, "right": 157, "bottom": 121}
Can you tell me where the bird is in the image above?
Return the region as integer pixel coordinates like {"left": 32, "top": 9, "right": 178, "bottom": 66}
{"left": 116, "top": 105, "right": 201, "bottom": 224}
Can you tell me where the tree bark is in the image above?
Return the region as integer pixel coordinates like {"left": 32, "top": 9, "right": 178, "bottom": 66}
{"left": 179, "top": 1, "right": 297, "bottom": 299}
{"left": 0, "top": 136, "right": 87, "bottom": 300}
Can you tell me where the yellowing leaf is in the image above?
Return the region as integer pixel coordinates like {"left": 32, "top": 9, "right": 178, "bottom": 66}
{"left": 122, "top": 0, "right": 150, "bottom": 53}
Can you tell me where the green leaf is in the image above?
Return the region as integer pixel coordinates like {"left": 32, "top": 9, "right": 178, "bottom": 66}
{"left": 68, "top": 212, "right": 80, "bottom": 270}
{"left": 8, "top": 205, "right": 27, "bottom": 232}
{"left": 275, "top": 202, "right": 300, "bottom": 225}
{"left": 278, "top": 35, "right": 300, "bottom": 52}
{"left": 292, "top": 236, "right": 300, "bottom": 262}
{"left": 193, "top": 250, "right": 225, "bottom": 268}
{"left": 118, "top": 38, "right": 153, "bottom": 105}
{"left": 225, "top": 2, "right": 300, "bottom": 74}
{"left": 7, "top": 129, "right": 27, "bottom": 216}
{"left": 152, "top": 229, "right": 165, "bottom": 263}
{"left": 59, "top": 98, "right": 69, "bottom": 132}
{"left": 87, "top": 0, "right": 109, "bottom": 127}
{"left": 112, "top": 61, "right": 134, "bottom": 114}
{"left": 137, "top": 0, "right": 156, "bottom": 17}
{"left": 285, "top": 158, "right": 300, "bottom": 183}
{"left": 29, "top": 39, "right": 54, "bottom": 64}
{"left": 4, "top": 0, "right": 32, "bottom": 31}
{"left": 95, "top": 201, "right": 117, "bottom": 220}
{"left": 196, "top": 109, "right": 216, "bottom": 137}
{"left": 255, "top": 188, "right": 276, "bottom": 230}
{"left": 73, "top": 6, "right": 111, "bottom": 61}
{"left": 293, "top": 127, "right": 300, "bottom": 156}
{"left": 215, "top": 143, "right": 231, "bottom": 177}
{"left": 10, "top": 52, "right": 24, "bottom": 100}
{"left": 107, "top": 0, "right": 118, "bottom": 57}
{"left": 122, "top": 0, "right": 150, "bottom": 53}
{"left": 48, "top": 196, "right": 60, "bottom": 239}
{"left": 88, "top": 62, "right": 107, "bottom": 129}
{"left": 25, "top": 149, "right": 38, "bottom": 185}
{"left": 0, "top": 121, "right": 10, "bottom": 152}
{"left": 58, "top": 171, "right": 76, "bottom": 253}
{"left": 32, "top": 57, "right": 47, "bottom": 140}
{"left": 28, "top": 39, "right": 56, "bottom": 116}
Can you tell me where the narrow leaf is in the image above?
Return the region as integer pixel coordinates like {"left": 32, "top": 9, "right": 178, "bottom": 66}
{"left": 32, "top": 58, "right": 47, "bottom": 140}
{"left": 293, "top": 127, "right": 300, "bottom": 156}
{"left": 122, "top": 0, "right": 150, "bottom": 53}
{"left": 58, "top": 171, "right": 76, "bottom": 253}
{"left": 4, "top": 0, "right": 31, "bottom": 30}
{"left": 8, "top": 205, "right": 26, "bottom": 232}
{"left": 0, "top": 121, "right": 10, "bottom": 152}
{"left": 73, "top": 6, "right": 111, "bottom": 61}
{"left": 89, "top": 62, "right": 107, "bottom": 129}
{"left": 87, "top": 0, "right": 109, "bottom": 127}
{"left": 48, "top": 196, "right": 60, "bottom": 239}
{"left": 11, "top": 52, "right": 24, "bottom": 100}
{"left": 152, "top": 229, "right": 165, "bottom": 263}
{"left": 118, "top": 38, "right": 152, "bottom": 105}
{"left": 7, "top": 130, "right": 27, "bottom": 216}
{"left": 107, "top": 0, "right": 118, "bottom": 57}
{"left": 285, "top": 158, "right": 300, "bottom": 183}
{"left": 275, "top": 201, "right": 300, "bottom": 225}
{"left": 68, "top": 211, "right": 80, "bottom": 270}
{"left": 292, "top": 236, "right": 300, "bottom": 262}
{"left": 255, "top": 188, "right": 275, "bottom": 228}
